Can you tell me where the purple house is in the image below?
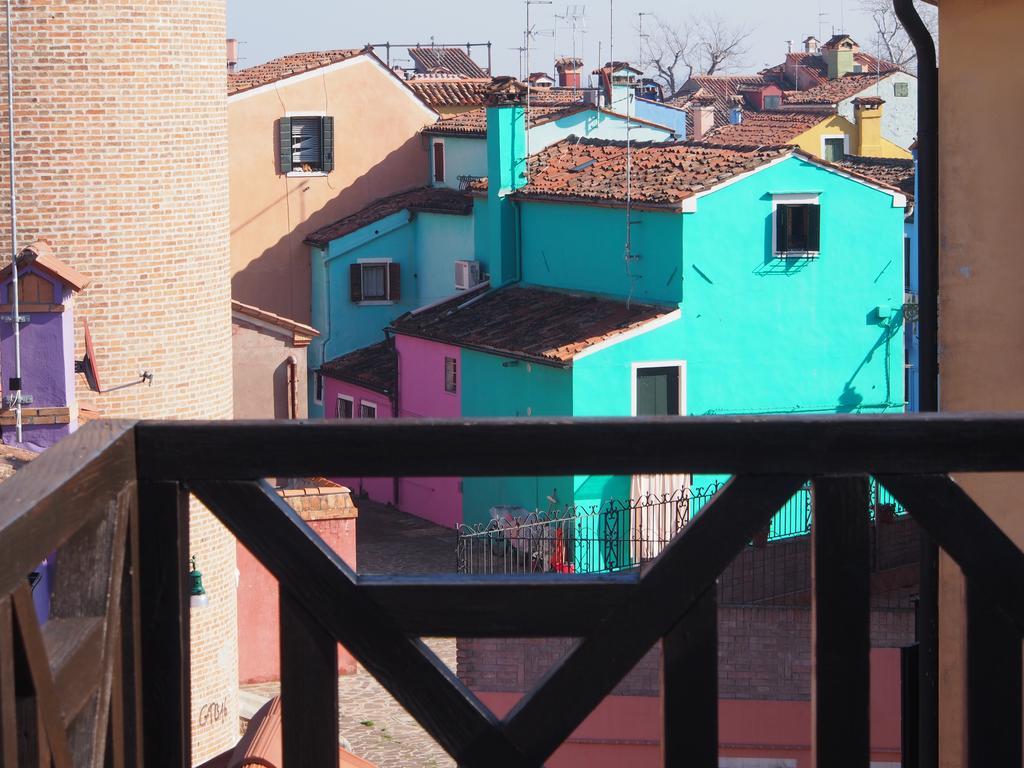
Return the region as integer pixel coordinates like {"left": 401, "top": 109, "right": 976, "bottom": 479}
{"left": 0, "top": 240, "right": 89, "bottom": 451}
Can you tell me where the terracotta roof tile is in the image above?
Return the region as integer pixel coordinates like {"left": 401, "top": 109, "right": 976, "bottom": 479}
{"left": 231, "top": 300, "right": 320, "bottom": 340}
{"left": 784, "top": 73, "right": 894, "bottom": 104}
{"left": 227, "top": 49, "right": 365, "bottom": 95}
{"left": 305, "top": 187, "right": 473, "bottom": 247}
{"left": 320, "top": 340, "right": 396, "bottom": 394}
{"left": 409, "top": 47, "right": 488, "bottom": 78}
{"left": 513, "top": 138, "right": 791, "bottom": 209}
{"left": 701, "top": 110, "right": 827, "bottom": 146}
{"left": 835, "top": 154, "right": 915, "bottom": 198}
{"left": 670, "top": 75, "right": 776, "bottom": 123}
{"left": 0, "top": 239, "right": 90, "bottom": 291}
{"left": 390, "top": 284, "right": 673, "bottom": 365}
{"left": 422, "top": 104, "right": 588, "bottom": 137}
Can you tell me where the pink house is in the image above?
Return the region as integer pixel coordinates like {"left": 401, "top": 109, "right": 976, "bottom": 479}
{"left": 320, "top": 335, "right": 463, "bottom": 527}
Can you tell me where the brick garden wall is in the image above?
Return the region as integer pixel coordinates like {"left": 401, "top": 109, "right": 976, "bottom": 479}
{"left": 0, "top": 2, "right": 235, "bottom": 761}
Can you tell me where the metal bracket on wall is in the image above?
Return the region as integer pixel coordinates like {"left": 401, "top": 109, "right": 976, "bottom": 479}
{"left": 1, "top": 315, "right": 29, "bottom": 324}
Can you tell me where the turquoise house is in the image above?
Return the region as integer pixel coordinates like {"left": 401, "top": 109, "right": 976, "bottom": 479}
{"left": 316, "top": 88, "right": 906, "bottom": 563}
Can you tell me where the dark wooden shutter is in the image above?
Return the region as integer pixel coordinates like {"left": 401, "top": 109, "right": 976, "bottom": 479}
{"left": 433, "top": 142, "right": 445, "bottom": 183}
{"left": 808, "top": 204, "right": 821, "bottom": 251}
{"left": 776, "top": 205, "right": 791, "bottom": 253}
{"left": 388, "top": 263, "right": 401, "bottom": 301}
{"left": 321, "top": 116, "right": 334, "bottom": 173}
{"left": 279, "top": 117, "right": 293, "bottom": 174}
{"left": 350, "top": 264, "right": 362, "bottom": 302}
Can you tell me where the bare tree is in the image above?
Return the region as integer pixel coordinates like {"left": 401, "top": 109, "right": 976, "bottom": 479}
{"left": 859, "top": 0, "right": 938, "bottom": 73}
{"left": 639, "top": 13, "right": 754, "bottom": 97}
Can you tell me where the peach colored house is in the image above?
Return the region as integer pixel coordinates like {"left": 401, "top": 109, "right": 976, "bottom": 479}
{"left": 228, "top": 48, "right": 438, "bottom": 325}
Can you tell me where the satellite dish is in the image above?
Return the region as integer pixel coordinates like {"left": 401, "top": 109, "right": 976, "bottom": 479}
{"left": 75, "top": 318, "right": 103, "bottom": 392}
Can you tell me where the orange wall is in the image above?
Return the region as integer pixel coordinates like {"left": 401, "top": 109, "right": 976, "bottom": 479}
{"left": 936, "top": 1, "right": 1024, "bottom": 764}
{"left": 231, "top": 319, "right": 309, "bottom": 419}
{"left": 228, "top": 56, "right": 437, "bottom": 322}
{"left": 237, "top": 514, "right": 358, "bottom": 684}
{"left": 477, "top": 649, "right": 902, "bottom": 767}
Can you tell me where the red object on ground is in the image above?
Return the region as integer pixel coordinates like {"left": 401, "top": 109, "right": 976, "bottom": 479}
{"left": 551, "top": 528, "right": 575, "bottom": 573}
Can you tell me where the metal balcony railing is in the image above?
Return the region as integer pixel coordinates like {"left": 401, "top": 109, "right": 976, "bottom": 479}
{"left": 0, "top": 415, "right": 1021, "bottom": 767}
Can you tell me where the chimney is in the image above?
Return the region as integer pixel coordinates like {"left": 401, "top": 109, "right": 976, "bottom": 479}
{"left": 484, "top": 78, "right": 528, "bottom": 286}
{"left": 853, "top": 96, "right": 884, "bottom": 156}
{"left": 226, "top": 38, "right": 239, "bottom": 72}
{"left": 823, "top": 35, "right": 858, "bottom": 79}
{"left": 688, "top": 98, "right": 715, "bottom": 140}
{"left": 555, "top": 57, "right": 583, "bottom": 89}
{"left": 729, "top": 96, "right": 744, "bottom": 125}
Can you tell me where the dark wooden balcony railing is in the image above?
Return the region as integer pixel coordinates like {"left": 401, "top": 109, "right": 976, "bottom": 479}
{"left": 0, "top": 416, "right": 1022, "bottom": 767}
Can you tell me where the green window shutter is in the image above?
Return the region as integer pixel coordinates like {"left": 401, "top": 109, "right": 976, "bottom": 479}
{"left": 388, "top": 262, "right": 401, "bottom": 301}
{"left": 321, "top": 116, "right": 334, "bottom": 173}
{"left": 350, "top": 264, "right": 362, "bottom": 302}
{"left": 808, "top": 205, "right": 821, "bottom": 251}
{"left": 776, "top": 205, "right": 790, "bottom": 252}
{"left": 279, "top": 117, "right": 293, "bottom": 174}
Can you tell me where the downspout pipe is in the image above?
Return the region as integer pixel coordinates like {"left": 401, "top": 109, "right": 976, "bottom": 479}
{"left": 892, "top": 2, "right": 938, "bottom": 768}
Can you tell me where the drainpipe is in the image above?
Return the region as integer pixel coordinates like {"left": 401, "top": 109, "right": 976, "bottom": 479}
{"left": 892, "top": 1, "right": 937, "bottom": 767}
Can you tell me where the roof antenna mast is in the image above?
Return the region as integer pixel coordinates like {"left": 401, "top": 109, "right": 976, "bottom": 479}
{"left": 5, "top": 0, "right": 22, "bottom": 443}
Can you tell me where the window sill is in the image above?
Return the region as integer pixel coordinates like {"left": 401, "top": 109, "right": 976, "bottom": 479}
{"left": 287, "top": 171, "right": 329, "bottom": 178}
{"left": 357, "top": 300, "right": 395, "bottom": 306}
{"left": 774, "top": 251, "right": 819, "bottom": 259}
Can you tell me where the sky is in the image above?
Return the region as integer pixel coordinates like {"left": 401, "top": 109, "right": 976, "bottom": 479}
{"left": 226, "top": 0, "right": 885, "bottom": 84}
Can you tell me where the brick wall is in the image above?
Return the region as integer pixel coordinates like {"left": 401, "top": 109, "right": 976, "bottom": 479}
{"left": 458, "top": 606, "right": 915, "bottom": 701}
{"left": 0, "top": 3, "right": 236, "bottom": 762}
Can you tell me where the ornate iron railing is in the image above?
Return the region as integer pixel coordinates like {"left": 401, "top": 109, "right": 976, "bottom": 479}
{"left": 0, "top": 415, "right": 1020, "bottom": 767}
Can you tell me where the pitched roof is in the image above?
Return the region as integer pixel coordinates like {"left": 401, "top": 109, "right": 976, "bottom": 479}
{"left": 512, "top": 138, "right": 792, "bottom": 209}
{"left": 320, "top": 340, "right": 396, "bottom": 394}
{"left": 835, "top": 154, "right": 915, "bottom": 198}
{"left": 422, "top": 104, "right": 588, "bottom": 137}
{"left": 227, "top": 49, "right": 366, "bottom": 95}
{"left": 231, "top": 300, "right": 320, "bottom": 345}
{"left": 701, "top": 110, "right": 829, "bottom": 146}
{"left": 390, "top": 284, "right": 674, "bottom": 365}
{"left": 784, "top": 73, "right": 895, "bottom": 105}
{"left": 670, "top": 75, "right": 776, "bottom": 122}
{"left": 0, "top": 240, "right": 90, "bottom": 291}
{"left": 409, "top": 47, "right": 488, "bottom": 78}
{"left": 304, "top": 187, "right": 473, "bottom": 247}
{"left": 409, "top": 78, "right": 583, "bottom": 109}
{"left": 762, "top": 51, "right": 901, "bottom": 94}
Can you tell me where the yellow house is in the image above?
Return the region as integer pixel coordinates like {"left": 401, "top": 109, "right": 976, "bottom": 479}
{"left": 700, "top": 98, "right": 909, "bottom": 161}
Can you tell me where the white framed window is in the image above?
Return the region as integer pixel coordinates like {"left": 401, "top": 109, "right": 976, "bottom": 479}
{"left": 350, "top": 260, "right": 400, "bottom": 304}
{"left": 819, "top": 134, "right": 849, "bottom": 162}
{"left": 335, "top": 395, "right": 353, "bottom": 419}
{"left": 280, "top": 114, "right": 334, "bottom": 176}
{"left": 432, "top": 140, "right": 446, "bottom": 184}
{"left": 772, "top": 193, "right": 821, "bottom": 258}
{"left": 313, "top": 371, "right": 324, "bottom": 404}
{"left": 444, "top": 356, "right": 457, "bottom": 393}
{"left": 359, "top": 400, "right": 377, "bottom": 419}
{"left": 631, "top": 361, "right": 686, "bottom": 417}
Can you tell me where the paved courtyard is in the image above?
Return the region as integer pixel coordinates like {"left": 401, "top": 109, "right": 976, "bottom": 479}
{"left": 242, "top": 498, "right": 458, "bottom": 768}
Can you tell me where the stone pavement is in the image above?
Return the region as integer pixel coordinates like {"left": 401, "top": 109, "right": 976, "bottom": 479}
{"left": 242, "top": 498, "right": 458, "bottom": 768}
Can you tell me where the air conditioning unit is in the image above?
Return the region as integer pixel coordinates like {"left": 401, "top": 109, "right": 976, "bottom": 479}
{"left": 455, "top": 259, "right": 482, "bottom": 290}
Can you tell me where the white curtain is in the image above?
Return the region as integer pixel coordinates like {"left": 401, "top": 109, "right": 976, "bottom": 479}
{"left": 630, "top": 473, "right": 690, "bottom": 562}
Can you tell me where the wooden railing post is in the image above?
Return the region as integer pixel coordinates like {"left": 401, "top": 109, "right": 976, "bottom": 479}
{"left": 137, "top": 480, "right": 190, "bottom": 768}
{"left": 966, "top": 580, "right": 1022, "bottom": 767}
{"left": 811, "top": 476, "right": 870, "bottom": 768}
{"left": 661, "top": 585, "right": 717, "bottom": 768}
{"left": 280, "top": 589, "right": 339, "bottom": 767}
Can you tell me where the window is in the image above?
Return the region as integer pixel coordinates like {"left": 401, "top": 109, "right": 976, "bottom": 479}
{"left": 360, "top": 401, "right": 377, "bottom": 419}
{"left": 635, "top": 366, "right": 681, "bottom": 416}
{"left": 823, "top": 137, "right": 845, "bottom": 162}
{"left": 763, "top": 94, "right": 781, "bottom": 109}
{"left": 350, "top": 261, "right": 401, "bottom": 303}
{"left": 773, "top": 194, "right": 821, "bottom": 256}
{"left": 313, "top": 371, "right": 323, "bottom": 404}
{"left": 279, "top": 116, "right": 334, "bottom": 174}
{"left": 444, "top": 356, "right": 457, "bottom": 393}
{"left": 432, "top": 141, "right": 445, "bottom": 183}
{"left": 335, "top": 395, "right": 353, "bottom": 419}
{"left": 894, "top": 81, "right": 909, "bottom": 97}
